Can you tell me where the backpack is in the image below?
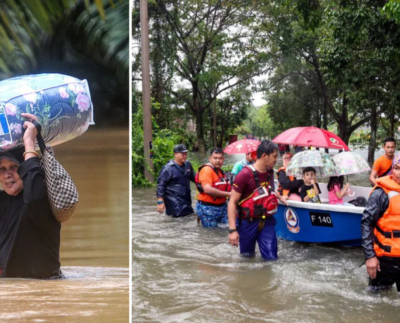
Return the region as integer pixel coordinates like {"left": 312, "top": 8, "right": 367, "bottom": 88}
{"left": 348, "top": 196, "right": 367, "bottom": 207}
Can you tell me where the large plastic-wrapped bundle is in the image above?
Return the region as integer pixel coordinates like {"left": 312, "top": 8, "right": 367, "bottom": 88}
{"left": 0, "top": 73, "right": 94, "bottom": 152}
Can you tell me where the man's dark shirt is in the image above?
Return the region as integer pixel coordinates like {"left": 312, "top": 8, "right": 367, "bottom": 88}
{"left": 0, "top": 157, "right": 61, "bottom": 279}
{"left": 361, "top": 188, "right": 389, "bottom": 260}
{"left": 157, "top": 160, "right": 196, "bottom": 217}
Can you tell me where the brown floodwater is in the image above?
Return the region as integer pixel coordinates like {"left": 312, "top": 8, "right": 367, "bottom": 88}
{"left": 133, "top": 149, "right": 400, "bottom": 323}
{"left": 0, "top": 127, "right": 129, "bottom": 322}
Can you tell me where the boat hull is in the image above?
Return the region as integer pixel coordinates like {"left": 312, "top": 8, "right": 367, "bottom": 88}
{"left": 275, "top": 203, "right": 363, "bottom": 246}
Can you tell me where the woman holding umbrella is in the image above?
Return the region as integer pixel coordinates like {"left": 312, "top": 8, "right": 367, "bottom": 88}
{"left": 276, "top": 152, "right": 304, "bottom": 201}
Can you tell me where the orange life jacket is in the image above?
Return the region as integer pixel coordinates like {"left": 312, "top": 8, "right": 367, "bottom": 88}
{"left": 238, "top": 165, "right": 278, "bottom": 220}
{"left": 195, "top": 163, "right": 231, "bottom": 193}
{"left": 373, "top": 176, "right": 400, "bottom": 258}
{"left": 276, "top": 166, "right": 294, "bottom": 196}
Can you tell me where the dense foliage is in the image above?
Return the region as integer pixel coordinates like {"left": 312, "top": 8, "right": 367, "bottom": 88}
{"left": 132, "top": 102, "right": 201, "bottom": 187}
{"left": 0, "top": 0, "right": 130, "bottom": 123}
{"left": 133, "top": 0, "right": 400, "bottom": 184}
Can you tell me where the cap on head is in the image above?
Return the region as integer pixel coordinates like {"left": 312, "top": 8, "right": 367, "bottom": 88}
{"left": 174, "top": 144, "right": 188, "bottom": 154}
{"left": 392, "top": 154, "right": 400, "bottom": 167}
{"left": 0, "top": 152, "right": 21, "bottom": 166}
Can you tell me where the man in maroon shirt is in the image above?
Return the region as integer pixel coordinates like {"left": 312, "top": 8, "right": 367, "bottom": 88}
{"left": 228, "top": 140, "right": 288, "bottom": 260}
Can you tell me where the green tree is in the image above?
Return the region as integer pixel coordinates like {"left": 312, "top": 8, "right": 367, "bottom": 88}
{"left": 247, "top": 104, "right": 277, "bottom": 140}
{"left": 205, "top": 87, "right": 251, "bottom": 148}
{"left": 320, "top": 0, "right": 400, "bottom": 161}
{"left": 152, "top": 0, "right": 271, "bottom": 155}
{"left": 0, "top": 0, "right": 127, "bottom": 81}
{"left": 256, "top": 0, "right": 400, "bottom": 163}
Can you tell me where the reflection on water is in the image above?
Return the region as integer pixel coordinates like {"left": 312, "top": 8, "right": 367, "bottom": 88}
{"left": 0, "top": 267, "right": 128, "bottom": 322}
{"left": 132, "top": 151, "right": 400, "bottom": 323}
{"left": 0, "top": 127, "right": 129, "bottom": 322}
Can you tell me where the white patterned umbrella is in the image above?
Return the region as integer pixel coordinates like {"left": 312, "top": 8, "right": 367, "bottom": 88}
{"left": 286, "top": 150, "right": 338, "bottom": 178}
{"left": 332, "top": 151, "right": 371, "bottom": 176}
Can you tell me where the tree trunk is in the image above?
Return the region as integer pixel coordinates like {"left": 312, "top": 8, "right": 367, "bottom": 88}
{"left": 213, "top": 88, "right": 217, "bottom": 147}
{"left": 218, "top": 126, "right": 224, "bottom": 148}
{"left": 368, "top": 105, "right": 377, "bottom": 164}
{"left": 316, "top": 109, "right": 321, "bottom": 128}
{"left": 195, "top": 109, "right": 206, "bottom": 157}
{"left": 322, "top": 98, "right": 328, "bottom": 153}
{"left": 192, "top": 80, "right": 206, "bottom": 156}
{"left": 337, "top": 120, "right": 351, "bottom": 145}
{"left": 390, "top": 105, "right": 395, "bottom": 138}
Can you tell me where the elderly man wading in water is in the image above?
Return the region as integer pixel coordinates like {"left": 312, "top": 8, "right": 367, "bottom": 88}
{"left": 0, "top": 113, "right": 62, "bottom": 279}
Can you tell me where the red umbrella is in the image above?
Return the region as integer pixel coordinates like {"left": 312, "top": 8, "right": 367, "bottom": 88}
{"left": 272, "top": 127, "right": 350, "bottom": 151}
{"left": 224, "top": 139, "right": 261, "bottom": 154}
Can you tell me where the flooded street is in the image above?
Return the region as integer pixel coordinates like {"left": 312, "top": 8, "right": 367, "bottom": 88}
{"left": 132, "top": 151, "right": 400, "bottom": 322}
{"left": 0, "top": 127, "right": 129, "bottom": 322}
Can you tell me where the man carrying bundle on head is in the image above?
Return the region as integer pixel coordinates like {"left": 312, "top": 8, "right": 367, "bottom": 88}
{"left": 195, "top": 148, "right": 231, "bottom": 227}
{"left": 227, "top": 140, "right": 288, "bottom": 261}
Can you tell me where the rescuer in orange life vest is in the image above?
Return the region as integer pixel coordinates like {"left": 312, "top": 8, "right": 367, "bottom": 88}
{"left": 362, "top": 153, "right": 400, "bottom": 291}
{"left": 195, "top": 148, "right": 232, "bottom": 227}
{"left": 276, "top": 152, "right": 304, "bottom": 201}
{"left": 228, "top": 140, "right": 289, "bottom": 260}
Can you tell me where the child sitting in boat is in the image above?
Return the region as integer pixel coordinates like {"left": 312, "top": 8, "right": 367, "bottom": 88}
{"left": 300, "top": 167, "right": 321, "bottom": 203}
{"left": 327, "top": 176, "right": 353, "bottom": 206}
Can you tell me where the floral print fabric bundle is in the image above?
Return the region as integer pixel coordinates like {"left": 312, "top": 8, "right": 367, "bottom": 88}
{"left": 0, "top": 73, "right": 94, "bottom": 152}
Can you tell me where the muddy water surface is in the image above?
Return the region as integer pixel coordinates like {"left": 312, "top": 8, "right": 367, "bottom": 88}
{"left": 133, "top": 150, "right": 400, "bottom": 322}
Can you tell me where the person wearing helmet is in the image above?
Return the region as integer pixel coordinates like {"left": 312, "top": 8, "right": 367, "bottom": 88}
{"left": 227, "top": 140, "right": 288, "bottom": 260}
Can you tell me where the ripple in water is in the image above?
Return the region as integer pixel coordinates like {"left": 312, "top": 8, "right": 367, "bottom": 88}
{"left": 0, "top": 266, "right": 129, "bottom": 323}
{"left": 133, "top": 186, "right": 400, "bottom": 323}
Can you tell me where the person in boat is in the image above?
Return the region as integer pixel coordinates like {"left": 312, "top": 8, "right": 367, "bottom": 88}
{"left": 276, "top": 152, "right": 304, "bottom": 201}
{"left": 231, "top": 151, "right": 257, "bottom": 178}
{"left": 327, "top": 176, "right": 354, "bottom": 206}
{"left": 227, "top": 140, "right": 289, "bottom": 260}
{"left": 0, "top": 113, "right": 62, "bottom": 279}
{"left": 294, "top": 145, "right": 304, "bottom": 154}
{"left": 362, "top": 154, "right": 400, "bottom": 292}
{"left": 278, "top": 144, "right": 286, "bottom": 156}
{"left": 300, "top": 167, "right": 321, "bottom": 203}
{"left": 157, "top": 144, "right": 196, "bottom": 217}
{"left": 195, "top": 148, "right": 231, "bottom": 227}
{"left": 369, "top": 137, "right": 396, "bottom": 186}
